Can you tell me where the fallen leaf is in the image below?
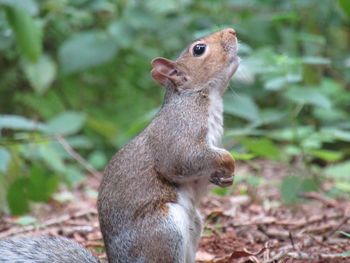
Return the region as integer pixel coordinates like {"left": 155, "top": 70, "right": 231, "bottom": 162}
{"left": 229, "top": 247, "right": 266, "bottom": 260}
{"left": 196, "top": 250, "right": 216, "bottom": 262}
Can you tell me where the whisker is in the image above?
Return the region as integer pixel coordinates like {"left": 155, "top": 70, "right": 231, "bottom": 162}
{"left": 228, "top": 84, "right": 240, "bottom": 100}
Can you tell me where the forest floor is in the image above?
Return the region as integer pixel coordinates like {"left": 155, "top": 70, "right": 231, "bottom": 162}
{"left": 0, "top": 160, "right": 349, "bottom": 263}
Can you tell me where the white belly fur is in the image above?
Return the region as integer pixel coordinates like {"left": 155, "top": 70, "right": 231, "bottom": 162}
{"left": 168, "top": 188, "right": 202, "bottom": 262}
{"left": 207, "top": 90, "right": 224, "bottom": 148}
{"left": 168, "top": 90, "right": 225, "bottom": 262}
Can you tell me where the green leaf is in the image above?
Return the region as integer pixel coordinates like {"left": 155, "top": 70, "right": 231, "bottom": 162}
{"left": 302, "top": 178, "right": 320, "bottom": 192}
{"left": 15, "top": 215, "right": 37, "bottom": 226}
{"left": 224, "top": 94, "right": 260, "bottom": 122}
{"left": 46, "top": 111, "right": 86, "bottom": 135}
{"left": 307, "top": 149, "right": 343, "bottom": 162}
{"left": 0, "top": 147, "right": 11, "bottom": 173}
{"left": 27, "top": 165, "right": 59, "bottom": 202}
{"left": 246, "top": 174, "right": 264, "bottom": 187}
{"left": 108, "top": 20, "right": 134, "bottom": 48}
{"left": 280, "top": 176, "right": 302, "bottom": 204}
{"left": 0, "top": 0, "right": 38, "bottom": 15}
{"left": 88, "top": 151, "right": 107, "bottom": 170}
{"left": 225, "top": 128, "right": 263, "bottom": 138}
{"left": 23, "top": 54, "right": 57, "bottom": 95}
{"left": 335, "top": 181, "right": 350, "bottom": 192}
{"left": 324, "top": 161, "right": 350, "bottom": 180}
{"left": 38, "top": 144, "right": 65, "bottom": 173}
{"left": 264, "top": 74, "right": 301, "bottom": 91}
{"left": 52, "top": 191, "right": 74, "bottom": 203}
{"left": 314, "top": 108, "right": 347, "bottom": 123}
{"left": 302, "top": 56, "right": 331, "bottom": 65}
{"left": 64, "top": 165, "right": 85, "bottom": 186}
{"left": 285, "top": 87, "right": 332, "bottom": 109}
{"left": 145, "top": 0, "right": 180, "bottom": 14}
{"left": 0, "top": 115, "right": 46, "bottom": 131}
{"left": 7, "top": 177, "right": 30, "bottom": 215}
{"left": 231, "top": 152, "right": 256, "bottom": 161}
{"left": 59, "top": 31, "right": 118, "bottom": 74}
{"left": 212, "top": 186, "right": 230, "bottom": 196}
{"left": 280, "top": 176, "right": 319, "bottom": 204}
{"left": 339, "top": 250, "right": 350, "bottom": 257}
{"left": 5, "top": 6, "right": 42, "bottom": 62}
{"left": 259, "top": 109, "right": 286, "bottom": 125}
{"left": 66, "top": 136, "right": 93, "bottom": 149}
{"left": 322, "top": 128, "right": 350, "bottom": 142}
{"left": 87, "top": 117, "right": 118, "bottom": 140}
{"left": 52, "top": 191, "right": 75, "bottom": 204}
{"left": 269, "top": 126, "right": 315, "bottom": 141}
{"left": 239, "top": 138, "right": 280, "bottom": 160}
{"left": 338, "top": 231, "right": 350, "bottom": 239}
{"left": 339, "top": 0, "right": 350, "bottom": 17}
{"left": 285, "top": 145, "right": 302, "bottom": 156}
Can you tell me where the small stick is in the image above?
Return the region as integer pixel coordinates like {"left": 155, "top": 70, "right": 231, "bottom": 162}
{"left": 327, "top": 216, "right": 350, "bottom": 238}
{"left": 288, "top": 231, "right": 295, "bottom": 249}
{"left": 56, "top": 135, "right": 102, "bottom": 178}
{"left": 299, "top": 192, "right": 338, "bottom": 207}
{"left": 0, "top": 209, "right": 96, "bottom": 239}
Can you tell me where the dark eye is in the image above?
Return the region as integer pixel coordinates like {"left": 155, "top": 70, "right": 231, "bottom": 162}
{"left": 192, "top": 43, "right": 206, "bottom": 57}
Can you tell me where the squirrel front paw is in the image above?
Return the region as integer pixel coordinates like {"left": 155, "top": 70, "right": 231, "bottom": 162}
{"left": 209, "top": 151, "right": 235, "bottom": 187}
{"left": 209, "top": 170, "right": 234, "bottom": 187}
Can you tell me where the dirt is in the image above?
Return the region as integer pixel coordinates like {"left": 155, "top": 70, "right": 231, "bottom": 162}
{"left": 0, "top": 161, "right": 349, "bottom": 263}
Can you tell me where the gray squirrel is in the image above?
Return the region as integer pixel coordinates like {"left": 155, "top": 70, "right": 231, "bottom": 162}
{"left": 0, "top": 28, "right": 239, "bottom": 263}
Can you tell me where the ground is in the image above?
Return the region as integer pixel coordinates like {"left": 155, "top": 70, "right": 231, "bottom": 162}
{"left": 0, "top": 161, "right": 349, "bottom": 263}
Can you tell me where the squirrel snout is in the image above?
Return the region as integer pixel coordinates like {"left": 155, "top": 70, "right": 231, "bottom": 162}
{"left": 226, "top": 28, "right": 236, "bottom": 36}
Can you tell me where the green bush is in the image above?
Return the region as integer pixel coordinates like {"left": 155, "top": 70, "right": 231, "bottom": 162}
{"left": 0, "top": 0, "right": 349, "bottom": 214}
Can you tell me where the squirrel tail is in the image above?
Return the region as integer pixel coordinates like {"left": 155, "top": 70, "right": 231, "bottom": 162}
{"left": 0, "top": 236, "right": 99, "bottom": 263}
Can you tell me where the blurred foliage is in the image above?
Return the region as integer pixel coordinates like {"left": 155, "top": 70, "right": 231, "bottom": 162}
{"left": 0, "top": 0, "right": 350, "bottom": 214}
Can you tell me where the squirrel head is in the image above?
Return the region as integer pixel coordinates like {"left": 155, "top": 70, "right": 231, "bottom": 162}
{"left": 151, "top": 28, "right": 239, "bottom": 94}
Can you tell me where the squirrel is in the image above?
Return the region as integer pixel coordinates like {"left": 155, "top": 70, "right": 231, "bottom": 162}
{"left": 0, "top": 28, "right": 239, "bottom": 263}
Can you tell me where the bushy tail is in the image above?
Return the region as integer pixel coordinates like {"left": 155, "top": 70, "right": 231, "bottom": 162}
{"left": 0, "top": 236, "right": 99, "bottom": 263}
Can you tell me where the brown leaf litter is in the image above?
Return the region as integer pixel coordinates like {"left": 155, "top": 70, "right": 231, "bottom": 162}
{"left": 0, "top": 161, "right": 349, "bottom": 263}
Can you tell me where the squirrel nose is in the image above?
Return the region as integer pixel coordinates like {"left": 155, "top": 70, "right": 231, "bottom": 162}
{"left": 226, "top": 28, "right": 236, "bottom": 36}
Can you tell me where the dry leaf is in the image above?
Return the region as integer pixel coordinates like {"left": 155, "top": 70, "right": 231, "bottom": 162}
{"left": 229, "top": 247, "right": 266, "bottom": 260}
{"left": 196, "top": 250, "right": 216, "bottom": 262}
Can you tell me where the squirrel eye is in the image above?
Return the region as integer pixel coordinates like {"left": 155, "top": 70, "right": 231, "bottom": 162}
{"left": 192, "top": 43, "right": 206, "bottom": 57}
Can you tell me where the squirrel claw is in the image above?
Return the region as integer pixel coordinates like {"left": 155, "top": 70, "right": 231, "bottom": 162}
{"left": 209, "top": 171, "right": 234, "bottom": 187}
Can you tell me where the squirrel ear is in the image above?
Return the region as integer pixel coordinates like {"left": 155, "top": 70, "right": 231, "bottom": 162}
{"left": 151, "top": 57, "right": 188, "bottom": 87}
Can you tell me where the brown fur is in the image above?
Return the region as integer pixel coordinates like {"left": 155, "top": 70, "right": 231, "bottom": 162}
{"left": 0, "top": 28, "right": 240, "bottom": 263}
{"left": 98, "top": 28, "right": 239, "bottom": 263}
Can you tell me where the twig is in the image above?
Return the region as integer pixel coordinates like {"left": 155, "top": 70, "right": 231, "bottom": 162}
{"left": 257, "top": 225, "right": 290, "bottom": 240}
{"left": 289, "top": 213, "right": 344, "bottom": 230}
{"left": 2, "top": 135, "right": 103, "bottom": 179}
{"left": 0, "top": 135, "right": 57, "bottom": 146}
{"left": 60, "top": 225, "right": 94, "bottom": 236}
{"left": 265, "top": 237, "right": 314, "bottom": 262}
{"left": 265, "top": 250, "right": 290, "bottom": 263}
{"left": 84, "top": 240, "right": 105, "bottom": 247}
{"left": 231, "top": 216, "right": 277, "bottom": 227}
{"left": 308, "top": 235, "right": 344, "bottom": 253}
{"left": 0, "top": 209, "right": 96, "bottom": 239}
{"left": 327, "top": 216, "right": 350, "bottom": 238}
{"left": 299, "top": 192, "right": 338, "bottom": 207}
{"left": 297, "top": 219, "right": 348, "bottom": 236}
{"left": 56, "top": 135, "right": 102, "bottom": 178}
{"left": 288, "top": 231, "right": 295, "bottom": 249}
{"left": 287, "top": 251, "right": 348, "bottom": 260}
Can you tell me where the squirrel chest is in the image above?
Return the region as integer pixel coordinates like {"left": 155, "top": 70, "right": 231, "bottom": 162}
{"left": 207, "top": 90, "right": 224, "bottom": 148}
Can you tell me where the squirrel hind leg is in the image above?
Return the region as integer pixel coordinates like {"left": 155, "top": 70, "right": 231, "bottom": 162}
{"left": 105, "top": 221, "right": 186, "bottom": 263}
{"left": 167, "top": 201, "right": 203, "bottom": 263}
